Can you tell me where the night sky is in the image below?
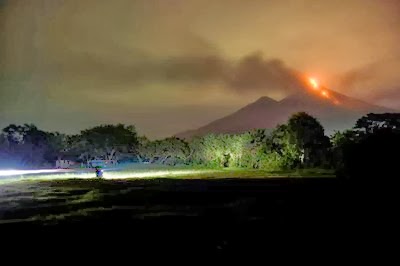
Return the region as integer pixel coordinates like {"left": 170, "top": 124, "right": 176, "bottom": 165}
{"left": 1, "top": 0, "right": 400, "bottom": 138}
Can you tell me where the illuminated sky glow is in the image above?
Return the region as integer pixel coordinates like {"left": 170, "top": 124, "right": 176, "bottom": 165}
{"left": 1, "top": 0, "right": 400, "bottom": 138}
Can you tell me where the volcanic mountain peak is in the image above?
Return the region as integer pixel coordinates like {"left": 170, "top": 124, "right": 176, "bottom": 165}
{"left": 175, "top": 87, "right": 394, "bottom": 139}
{"left": 254, "top": 96, "right": 279, "bottom": 104}
{"left": 235, "top": 96, "right": 279, "bottom": 113}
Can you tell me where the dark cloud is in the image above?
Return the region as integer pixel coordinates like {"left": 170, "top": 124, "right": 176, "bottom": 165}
{"left": 2, "top": 0, "right": 400, "bottom": 137}
{"left": 161, "top": 52, "right": 303, "bottom": 94}
{"left": 227, "top": 53, "right": 302, "bottom": 94}
{"left": 42, "top": 48, "right": 303, "bottom": 95}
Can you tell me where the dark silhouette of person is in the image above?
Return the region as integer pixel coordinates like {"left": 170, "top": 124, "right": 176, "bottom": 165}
{"left": 95, "top": 166, "right": 103, "bottom": 178}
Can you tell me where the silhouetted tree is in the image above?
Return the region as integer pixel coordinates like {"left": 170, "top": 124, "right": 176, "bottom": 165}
{"left": 287, "top": 112, "right": 331, "bottom": 167}
{"left": 69, "top": 124, "right": 139, "bottom": 163}
{"left": 336, "top": 113, "right": 400, "bottom": 180}
{"left": 266, "top": 113, "right": 330, "bottom": 168}
{"left": 138, "top": 137, "right": 190, "bottom": 165}
{"left": 331, "top": 130, "right": 358, "bottom": 171}
{"left": 354, "top": 113, "right": 400, "bottom": 135}
{"left": 342, "top": 129, "right": 400, "bottom": 181}
{"left": 43, "top": 132, "right": 68, "bottom": 162}
{"left": 0, "top": 124, "right": 63, "bottom": 167}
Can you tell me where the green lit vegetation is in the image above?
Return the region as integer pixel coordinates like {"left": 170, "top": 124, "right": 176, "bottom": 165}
{"left": 139, "top": 112, "right": 332, "bottom": 171}
{"left": 2, "top": 112, "right": 400, "bottom": 179}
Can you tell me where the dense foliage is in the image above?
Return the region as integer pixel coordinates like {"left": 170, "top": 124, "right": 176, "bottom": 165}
{"left": 185, "top": 113, "right": 331, "bottom": 169}
{"left": 0, "top": 124, "right": 66, "bottom": 168}
{"left": 1, "top": 112, "right": 399, "bottom": 175}
{"left": 66, "top": 124, "right": 139, "bottom": 164}
{"left": 138, "top": 137, "right": 190, "bottom": 165}
{"left": 332, "top": 113, "right": 400, "bottom": 179}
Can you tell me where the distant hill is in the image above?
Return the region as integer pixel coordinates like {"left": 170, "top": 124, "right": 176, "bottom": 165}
{"left": 175, "top": 87, "right": 394, "bottom": 139}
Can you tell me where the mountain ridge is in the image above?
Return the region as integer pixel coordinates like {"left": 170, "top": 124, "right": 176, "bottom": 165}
{"left": 175, "top": 88, "right": 395, "bottom": 139}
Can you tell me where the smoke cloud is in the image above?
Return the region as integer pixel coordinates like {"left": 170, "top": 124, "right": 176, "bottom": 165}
{"left": 226, "top": 53, "right": 302, "bottom": 94}
{"left": 2, "top": 0, "right": 400, "bottom": 137}
{"left": 39, "top": 50, "right": 303, "bottom": 95}
{"left": 336, "top": 58, "right": 400, "bottom": 109}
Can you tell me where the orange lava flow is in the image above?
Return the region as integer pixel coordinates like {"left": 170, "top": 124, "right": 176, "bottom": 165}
{"left": 308, "top": 77, "right": 319, "bottom": 90}
{"left": 307, "top": 76, "right": 340, "bottom": 105}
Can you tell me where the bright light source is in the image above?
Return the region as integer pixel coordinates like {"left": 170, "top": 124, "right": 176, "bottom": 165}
{"left": 306, "top": 76, "right": 339, "bottom": 105}
{"left": 308, "top": 77, "right": 319, "bottom": 89}
{"left": 102, "top": 170, "right": 215, "bottom": 179}
{"left": 0, "top": 168, "right": 217, "bottom": 184}
{"left": 0, "top": 169, "right": 69, "bottom": 177}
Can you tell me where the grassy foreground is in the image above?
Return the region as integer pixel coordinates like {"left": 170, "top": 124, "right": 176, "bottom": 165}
{"left": 0, "top": 166, "right": 335, "bottom": 225}
{"left": 0, "top": 166, "right": 347, "bottom": 253}
{"left": 1, "top": 165, "right": 335, "bottom": 184}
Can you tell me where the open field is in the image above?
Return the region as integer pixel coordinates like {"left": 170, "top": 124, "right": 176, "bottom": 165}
{"left": 0, "top": 165, "right": 334, "bottom": 185}
{"left": 0, "top": 166, "right": 348, "bottom": 252}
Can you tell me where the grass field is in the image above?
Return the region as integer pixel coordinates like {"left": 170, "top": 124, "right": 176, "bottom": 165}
{"left": 0, "top": 166, "right": 343, "bottom": 252}
{"left": 0, "top": 166, "right": 335, "bottom": 223}
{"left": 0, "top": 165, "right": 335, "bottom": 185}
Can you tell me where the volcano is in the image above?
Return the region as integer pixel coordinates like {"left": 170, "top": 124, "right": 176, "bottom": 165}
{"left": 175, "top": 88, "right": 394, "bottom": 139}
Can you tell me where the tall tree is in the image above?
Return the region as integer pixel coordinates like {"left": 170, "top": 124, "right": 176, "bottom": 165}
{"left": 286, "top": 112, "right": 330, "bottom": 167}
{"left": 266, "top": 113, "right": 330, "bottom": 168}
{"left": 71, "top": 124, "right": 139, "bottom": 162}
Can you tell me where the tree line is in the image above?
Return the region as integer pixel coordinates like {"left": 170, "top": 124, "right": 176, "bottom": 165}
{"left": 1, "top": 112, "right": 399, "bottom": 177}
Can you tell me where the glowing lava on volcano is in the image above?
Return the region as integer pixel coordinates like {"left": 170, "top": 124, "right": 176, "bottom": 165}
{"left": 307, "top": 77, "right": 340, "bottom": 105}
{"left": 309, "top": 77, "right": 319, "bottom": 90}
